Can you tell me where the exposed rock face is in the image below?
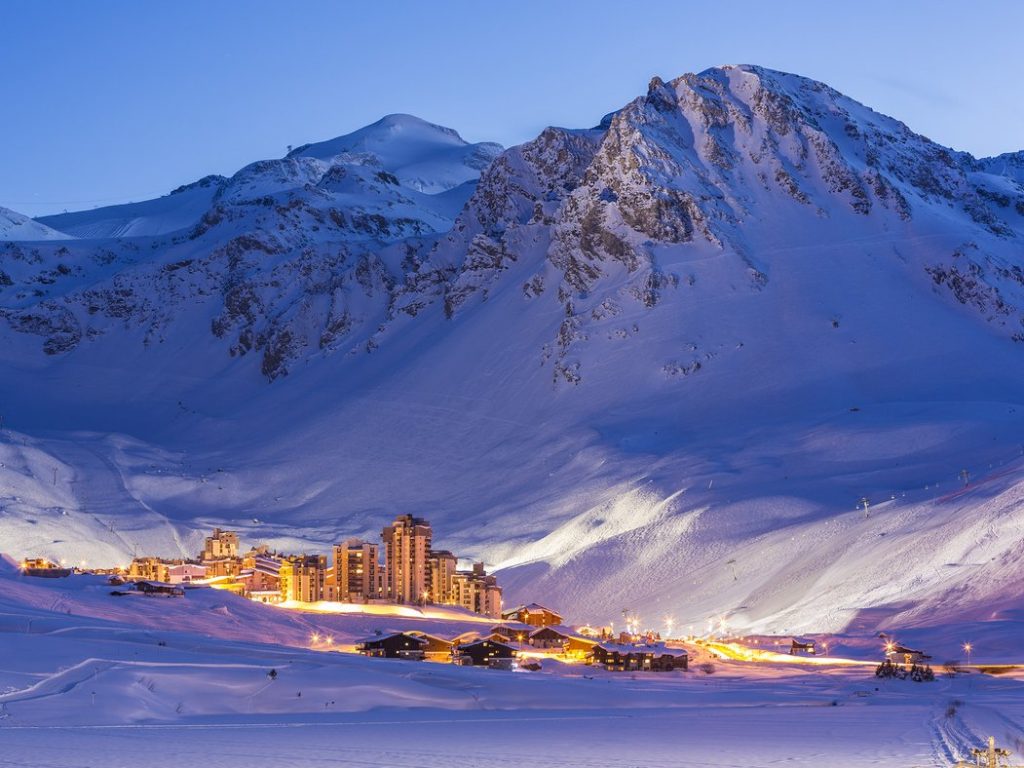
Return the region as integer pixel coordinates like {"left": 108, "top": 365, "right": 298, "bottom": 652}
{"left": 1, "top": 65, "right": 1021, "bottom": 383}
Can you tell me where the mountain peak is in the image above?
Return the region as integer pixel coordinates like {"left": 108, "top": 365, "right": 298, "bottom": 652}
{"left": 287, "top": 114, "right": 503, "bottom": 193}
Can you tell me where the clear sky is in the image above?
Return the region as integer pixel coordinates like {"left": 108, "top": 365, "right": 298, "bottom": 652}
{"left": 3, "top": 0, "right": 1022, "bottom": 218}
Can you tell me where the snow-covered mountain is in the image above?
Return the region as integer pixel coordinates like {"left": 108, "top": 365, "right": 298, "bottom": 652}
{"left": 2, "top": 65, "right": 1023, "bottom": 635}
{"left": 288, "top": 113, "right": 504, "bottom": 193}
{"left": 0, "top": 205, "right": 73, "bottom": 241}
{"left": 36, "top": 175, "right": 227, "bottom": 239}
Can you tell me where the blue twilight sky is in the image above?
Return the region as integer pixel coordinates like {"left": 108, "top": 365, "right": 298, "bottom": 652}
{"left": 2, "top": 0, "right": 1022, "bottom": 218}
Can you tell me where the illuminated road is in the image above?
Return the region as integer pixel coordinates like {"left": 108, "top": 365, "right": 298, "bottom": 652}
{"left": 699, "top": 640, "right": 877, "bottom": 667}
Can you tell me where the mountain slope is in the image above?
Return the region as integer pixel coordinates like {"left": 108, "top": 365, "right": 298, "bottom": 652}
{"left": 1, "top": 65, "right": 1023, "bottom": 635}
{"left": 36, "top": 176, "right": 227, "bottom": 239}
{"left": 0, "top": 206, "right": 74, "bottom": 241}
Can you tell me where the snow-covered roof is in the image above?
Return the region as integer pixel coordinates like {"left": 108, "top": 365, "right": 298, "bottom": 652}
{"left": 134, "top": 580, "right": 180, "bottom": 589}
{"left": 405, "top": 631, "right": 454, "bottom": 645}
{"left": 529, "top": 625, "right": 593, "bottom": 642}
{"left": 592, "top": 642, "right": 687, "bottom": 657}
{"left": 358, "top": 632, "right": 428, "bottom": 646}
{"left": 505, "top": 603, "right": 562, "bottom": 616}
{"left": 459, "top": 637, "right": 515, "bottom": 650}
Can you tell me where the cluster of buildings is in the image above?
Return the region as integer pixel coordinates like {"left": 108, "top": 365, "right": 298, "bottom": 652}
{"left": 123, "top": 515, "right": 504, "bottom": 617}
{"left": 355, "top": 609, "right": 689, "bottom": 672}
{"left": 356, "top": 614, "right": 692, "bottom": 671}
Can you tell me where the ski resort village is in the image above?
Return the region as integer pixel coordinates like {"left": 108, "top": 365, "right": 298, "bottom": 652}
{"left": 4, "top": 3, "right": 1024, "bottom": 764}
{"left": 17, "top": 521, "right": 696, "bottom": 671}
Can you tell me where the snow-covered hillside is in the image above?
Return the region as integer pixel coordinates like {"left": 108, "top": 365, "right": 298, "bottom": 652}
{"left": 36, "top": 175, "right": 227, "bottom": 238}
{"left": 0, "top": 206, "right": 73, "bottom": 241}
{"left": 1, "top": 65, "right": 1023, "bottom": 635}
{"left": 1, "top": 567, "right": 1022, "bottom": 768}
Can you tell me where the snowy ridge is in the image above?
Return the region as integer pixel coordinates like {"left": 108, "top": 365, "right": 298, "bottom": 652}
{"left": 1, "top": 65, "right": 1023, "bottom": 635}
{"left": 0, "top": 205, "right": 74, "bottom": 241}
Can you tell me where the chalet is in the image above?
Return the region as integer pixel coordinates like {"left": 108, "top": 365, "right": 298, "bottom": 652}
{"left": 488, "top": 624, "right": 532, "bottom": 644}
{"left": 588, "top": 644, "right": 654, "bottom": 672}
{"left": 455, "top": 639, "right": 518, "bottom": 667}
{"left": 451, "top": 630, "right": 485, "bottom": 646}
{"left": 886, "top": 645, "right": 931, "bottom": 667}
{"left": 790, "top": 639, "right": 816, "bottom": 656}
{"left": 528, "top": 626, "right": 598, "bottom": 657}
{"left": 650, "top": 647, "right": 689, "bottom": 671}
{"left": 529, "top": 626, "right": 570, "bottom": 650}
{"left": 502, "top": 603, "right": 563, "bottom": 628}
{"left": 357, "top": 632, "right": 427, "bottom": 660}
{"left": 406, "top": 632, "right": 455, "bottom": 662}
{"left": 134, "top": 581, "right": 185, "bottom": 597}
{"left": 564, "top": 634, "right": 600, "bottom": 656}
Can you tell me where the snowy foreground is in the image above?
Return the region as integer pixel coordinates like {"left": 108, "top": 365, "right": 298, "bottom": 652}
{"left": 2, "top": 565, "right": 1022, "bottom": 767}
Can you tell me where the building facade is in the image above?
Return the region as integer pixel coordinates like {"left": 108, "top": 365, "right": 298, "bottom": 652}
{"left": 382, "top": 515, "right": 432, "bottom": 604}
{"left": 280, "top": 555, "right": 326, "bottom": 603}
{"left": 167, "top": 563, "right": 207, "bottom": 584}
{"left": 331, "top": 539, "right": 381, "bottom": 603}
{"left": 128, "top": 557, "right": 170, "bottom": 583}
{"left": 427, "top": 549, "right": 457, "bottom": 603}
{"left": 202, "top": 528, "right": 239, "bottom": 560}
{"left": 450, "top": 563, "right": 502, "bottom": 618}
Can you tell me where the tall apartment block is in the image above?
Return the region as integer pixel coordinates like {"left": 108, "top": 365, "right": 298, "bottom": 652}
{"left": 331, "top": 538, "right": 382, "bottom": 602}
{"left": 427, "top": 549, "right": 457, "bottom": 603}
{"left": 382, "top": 514, "right": 432, "bottom": 604}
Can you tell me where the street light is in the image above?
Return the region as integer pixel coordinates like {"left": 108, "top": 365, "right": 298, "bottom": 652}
{"left": 963, "top": 642, "right": 972, "bottom": 667}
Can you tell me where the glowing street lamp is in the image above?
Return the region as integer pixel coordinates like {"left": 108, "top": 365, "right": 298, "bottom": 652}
{"left": 963, "top": 642, "right": 973, "bottom": 667}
